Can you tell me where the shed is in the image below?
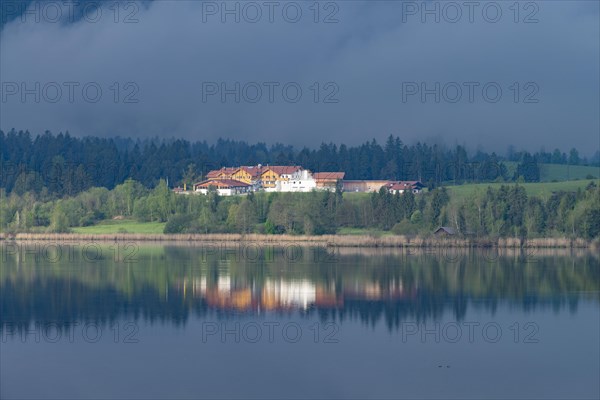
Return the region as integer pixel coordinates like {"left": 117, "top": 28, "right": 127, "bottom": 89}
{"left": 434, "top": 227, "right": 457, "bottom": 236}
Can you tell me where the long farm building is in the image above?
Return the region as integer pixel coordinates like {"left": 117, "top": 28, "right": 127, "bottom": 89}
{"left": 175, "top": 164, "right": 424, "bottom": 196}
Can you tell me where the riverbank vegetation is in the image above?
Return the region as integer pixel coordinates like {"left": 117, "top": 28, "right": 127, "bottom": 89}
{"left": 1, "top": 178, "right": 598, "bottom": 240}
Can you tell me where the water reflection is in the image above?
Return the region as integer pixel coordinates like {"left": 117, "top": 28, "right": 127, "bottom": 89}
{"left": 2, "top": 244, "right": 600, "bottom": 399}
{"left": 1, "top": 243, "right": 598, "bottom": 332}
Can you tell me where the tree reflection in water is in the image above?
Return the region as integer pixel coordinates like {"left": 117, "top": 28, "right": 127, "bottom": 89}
{"left": 1, "top": 244, "right": 598, "bottom": 333}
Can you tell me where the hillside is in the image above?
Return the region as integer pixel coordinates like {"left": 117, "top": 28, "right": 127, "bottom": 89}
{"left": 504, "top": 162, "right": 599, "bottom": 182}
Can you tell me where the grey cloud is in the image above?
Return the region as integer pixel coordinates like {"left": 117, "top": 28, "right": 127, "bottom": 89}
{"left": 1, "top": 0, "right": 598, "bottom": 155}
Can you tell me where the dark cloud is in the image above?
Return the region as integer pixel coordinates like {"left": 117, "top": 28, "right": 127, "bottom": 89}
{"left": 1, "top": 1, "right": 598, "bottom": 154}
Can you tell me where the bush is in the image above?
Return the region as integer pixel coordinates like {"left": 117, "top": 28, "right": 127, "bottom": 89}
{"left": 392, "top": 220, "right": 420, "bottom": 236}
{"left": 164, "top": 214, "right": 191, "bottom": 234}
{"left": 264, "top": 220, "right": 275, "bottom": 234}
{"left": 410, "top": 210, "right": 423, "bottom": 224}
{"left": 79, "top": 212, "right": 96, "bottom": 227}
{"left": 48, "top": 203, "right": 70, "bottom": 233}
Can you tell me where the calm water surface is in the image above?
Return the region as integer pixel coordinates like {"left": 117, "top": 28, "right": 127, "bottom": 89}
{"left": 1, "top": 244, "right": 599, "bottom": 399}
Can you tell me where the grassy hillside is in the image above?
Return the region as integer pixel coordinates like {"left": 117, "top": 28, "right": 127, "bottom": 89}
{"left": 540, "top": 164, "right": 600, "bottom": 181}
{"left": 504, "top": 162, "right": 599, "bottom": 182}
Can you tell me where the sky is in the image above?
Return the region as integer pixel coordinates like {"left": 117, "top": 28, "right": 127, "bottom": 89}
{"left": 1, "top": 0, "right": 599, "bottom": 155}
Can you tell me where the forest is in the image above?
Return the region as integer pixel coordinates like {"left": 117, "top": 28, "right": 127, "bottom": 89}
{"left": 1, "top": 178, "right": 598, "bottom": 239}
{"left": 1, "top": 130, "right": 599, "bottom": 239}
{"left": 1, "top": 129, "right": 598, "bottom": 197}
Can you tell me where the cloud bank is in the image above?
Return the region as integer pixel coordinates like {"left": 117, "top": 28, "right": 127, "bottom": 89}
{"left": 1, "top": 0, "right": 598, "bottom": 154}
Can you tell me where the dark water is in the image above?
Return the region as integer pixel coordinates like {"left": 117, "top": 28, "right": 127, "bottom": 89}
{"left": 1, "top": 243, "right": 599, "bottom": 399}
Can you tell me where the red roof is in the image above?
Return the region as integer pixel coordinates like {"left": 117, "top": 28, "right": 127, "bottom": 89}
{"left": 313, "top": 172, "right": 345, "bottom": 181}
{"left": 206, "top": 167, "right": 238, "bottom": 179}
{"left": 194, "top": 179, "right": 250, "bottom": 189}
{"left": 262, "top": 166, "right": 301, "bottom": 176}
{"left": 238, "top": 166, "right": 266, "bottom": 179}
{"left": 387, "top": 181, "right": 424, "bottom": 191}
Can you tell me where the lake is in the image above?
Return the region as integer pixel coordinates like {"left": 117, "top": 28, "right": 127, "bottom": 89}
{"left": 1, "top": 243, "right": 599, "bottom": 399}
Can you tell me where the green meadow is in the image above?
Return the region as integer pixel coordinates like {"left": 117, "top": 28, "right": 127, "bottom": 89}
{"left": 72, "top": 220, "right": 166, "bottom": 234}
{"left": 504, "top": 162, "right": 599, "bottom": 182}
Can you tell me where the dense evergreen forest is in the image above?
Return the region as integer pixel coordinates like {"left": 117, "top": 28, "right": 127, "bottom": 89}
{"left": 1, "top": 129, "right": 598, "bottom": 196}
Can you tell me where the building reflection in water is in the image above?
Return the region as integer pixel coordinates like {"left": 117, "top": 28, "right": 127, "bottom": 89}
{"left": 1, "top": 245, "right": 597, "bottom": 329}
{"left": 179, "top": 275, "right": 415, "bottom": 312}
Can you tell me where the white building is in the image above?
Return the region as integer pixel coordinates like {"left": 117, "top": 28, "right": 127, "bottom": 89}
{"left": 263, "top": 279, "right": 317, "bottom": 309}
{"left": 386, "top": 181, "right": 425, "bottom": 195}
{"left": 193, "top": 179, "right": 251, "bottom": 196}
{"left": 277, "top": 169, "right": 317, "bottom": 192}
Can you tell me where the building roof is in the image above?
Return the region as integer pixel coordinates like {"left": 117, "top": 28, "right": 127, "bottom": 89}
{"left": 313, "top": 172, "right": 345, "bottom": 181}
{"left": 408, "top": 180, "right": 425, "bottom": 187}
{"left": 387, "top": 181, "right": 425, "bottom": 191}
{"left": 206, "top": 167, "right": 239, "bottom": 179}
{"left": 342, "top": 180, "right": 392, "bottom": 184}
{"left": 238, "top": 166, "right": 266, "bottom": 179}
{"left": 261, "top": 166, "right": 302, "bottom": 176}
{"left": 434, "top": 227, "right": 457, "bottom": 235}
{"left": 194, "top": 179, "right": 250, "bottom": 189}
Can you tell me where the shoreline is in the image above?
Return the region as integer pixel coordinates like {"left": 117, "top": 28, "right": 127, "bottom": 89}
{"left": 0, "top": 232, "right": 595, "bottom": 249}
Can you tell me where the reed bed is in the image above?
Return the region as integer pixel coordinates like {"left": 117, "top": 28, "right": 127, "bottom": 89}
{"left": 1, "top": 232, "right": 592, "bottom": 248}
{"left": 333, "top": 246, "right": 595, "bottom": 258}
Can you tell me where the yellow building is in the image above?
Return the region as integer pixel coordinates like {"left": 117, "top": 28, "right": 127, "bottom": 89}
{"left": 206, "top": 167, "right": 238, "bottom": 180}
{"left": 206, "top": 166, "right": 264, "bottom": 185}
{"left": 231, "top": 166, "right": 263, "bottom": 184}
{"left": 260, "top": 166, "right": 301, "bottom": 189}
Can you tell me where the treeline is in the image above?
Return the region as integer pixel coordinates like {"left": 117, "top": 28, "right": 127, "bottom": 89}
{"left": 506, "top": 145, "right": 590, "bottom": 165}
{"left": 1, "top": 179, "right": 598, "bottom": 239}
{"left": 2, "top": 130, "right": 597, "bottom": 197}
